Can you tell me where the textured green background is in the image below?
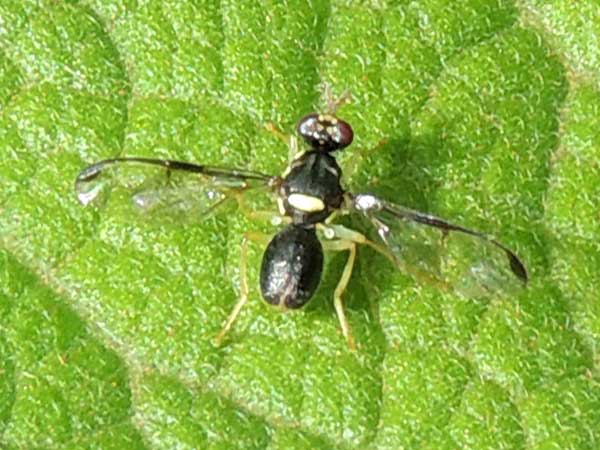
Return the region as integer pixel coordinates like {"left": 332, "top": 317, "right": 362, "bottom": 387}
{"left": 1, "top": 1, "right": 599, "bottom": 449}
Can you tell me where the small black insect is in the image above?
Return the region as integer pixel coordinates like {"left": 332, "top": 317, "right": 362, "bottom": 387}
{"left": 75, "top": 93, "right": 527, "bottom": 350}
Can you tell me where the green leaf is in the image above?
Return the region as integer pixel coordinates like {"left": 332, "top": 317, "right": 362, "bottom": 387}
{"left": 1, "top": 1, "right": 600, "bottom": 449}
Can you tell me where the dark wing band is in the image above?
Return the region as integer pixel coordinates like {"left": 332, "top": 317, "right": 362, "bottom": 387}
{"left": 75, "top": 157, "right": 278, "bottom": 224}
{"left": 349, "top": 193, "right": 527, "bottom": 298}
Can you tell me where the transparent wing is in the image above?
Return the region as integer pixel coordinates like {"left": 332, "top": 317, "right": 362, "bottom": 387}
{"left": 350, "top": 194, "right": 528, "bottom": 298}
{"left": 75, "top": 157, "right": 278, "bottom": 223}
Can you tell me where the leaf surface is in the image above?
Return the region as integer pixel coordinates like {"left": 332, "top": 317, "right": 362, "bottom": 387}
{"left": 1, "top": 1, "right": 599, "bottom": 448}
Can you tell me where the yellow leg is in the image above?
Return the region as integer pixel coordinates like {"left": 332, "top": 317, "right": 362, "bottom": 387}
{"left": 320, "top": 223, "right": 452, "bottom": 292}
{"left": 322, "top": 239, "right": 358, "bottom": 351}
{"left": 214, "top": 231, "right": 271, "bottom": 346}
{"left": 264, "top": 122, "right": 299, "bottom": 163}
{"left": 342, "top": 137, "right": 389, "bottom": 181}
{"left": 287, "top": 136, "right": 299, "bottom": 163}
{"left": 264, "top": 122, "right": 289, "bottom": 144}
{"left": 234, "top": 192, "right": 289, "bottom": 226}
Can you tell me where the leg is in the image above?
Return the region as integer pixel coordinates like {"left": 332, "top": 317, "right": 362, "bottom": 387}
{"left": 342, "top": 137, "right": 389, "bottom": 181}
{"left": 234, "top": 192, "right": 290, "bottom": 226}
{"left": 322, "top": 239, "right": 358, "bottom": 351}
{"left": 214, "top": 231, "right": 271, "bottom": 346}
{"left": 264, "top": 121, "right": 289, "bottom": 144}
{"left": 264, "top": 122, "right": 299, "bottom": 163}
{"left": 320, "top": 222, "right": 452, "bottom": 292}
{"left": 318, "top": 222, "right": 389, "bottom": 260}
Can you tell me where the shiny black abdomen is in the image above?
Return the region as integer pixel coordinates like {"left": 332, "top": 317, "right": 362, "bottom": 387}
{"left": 280, "top": 151, "right": 344, "bottom": 224}
{"left": 260, "top": 224, "right": 324, "bottom": 309}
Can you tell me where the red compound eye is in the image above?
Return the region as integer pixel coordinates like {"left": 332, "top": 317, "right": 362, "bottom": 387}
{"left": 297, "top": 113, "right": 354, "bottom": 152}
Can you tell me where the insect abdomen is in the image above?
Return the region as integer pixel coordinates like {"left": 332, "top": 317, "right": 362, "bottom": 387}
{"left": 260, "top": 225, "right": 323, "bottom": 309}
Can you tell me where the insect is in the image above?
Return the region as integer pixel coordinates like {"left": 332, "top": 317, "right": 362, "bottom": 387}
{"left": 75, "top": 95, "right": 527, "bottom": 350}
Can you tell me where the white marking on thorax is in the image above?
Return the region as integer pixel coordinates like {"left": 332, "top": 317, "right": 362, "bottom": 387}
{"left": 288, "top": 193, "right": 325, "bottom": 212}
{"left": 325, "top": 165, "right": 338, "bottom": 177}
{"left": 282, "top": 152, "right": 305, "bottom": 178}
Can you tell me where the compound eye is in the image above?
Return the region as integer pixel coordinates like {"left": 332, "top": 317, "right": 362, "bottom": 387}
{"left": 335, "top": 118, "right": 354, "bottom": 149}
{"left": 297, "top": 113, "right": 354, "bottom": 152}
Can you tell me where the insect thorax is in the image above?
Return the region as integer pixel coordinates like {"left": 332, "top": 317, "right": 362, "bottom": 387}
{"left": 280, "top": 151, "right": 344, "bottom": 224}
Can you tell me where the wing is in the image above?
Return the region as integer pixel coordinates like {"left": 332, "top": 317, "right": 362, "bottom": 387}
{"left": 75, "top": 157, "right": 279, "bottom": 224}
{"left": 349, "top": 193, "right": 527, "bottom": 298}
